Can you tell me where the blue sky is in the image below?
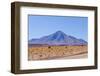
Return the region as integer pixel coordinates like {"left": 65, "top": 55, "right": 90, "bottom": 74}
{"left": 28, "top": 15, "right": 88, "bottom": 41}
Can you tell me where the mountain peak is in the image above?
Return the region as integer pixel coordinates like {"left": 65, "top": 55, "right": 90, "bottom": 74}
{"left": 48, "top": 31, "right": 67, "bottom": 41}
{"left": 54, "top": 31, "right": 66, "bottom": 36}
{"left": 55, "top": 30, "right": 65, "bottom": 34}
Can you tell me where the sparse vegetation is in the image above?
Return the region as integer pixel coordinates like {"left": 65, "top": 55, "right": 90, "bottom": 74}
{"left": 65, "top": 46, "right": 67, "bottom": 48}
{"left": 48, "top": 46, "right": 51, "bottom": 48}
{"left": 28, "top": 45, "right": 88, "bottom": 60}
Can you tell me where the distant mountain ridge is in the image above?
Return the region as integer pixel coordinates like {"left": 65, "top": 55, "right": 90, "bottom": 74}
{"left": 29, "top": 31, "right": 87, "bottom": 46}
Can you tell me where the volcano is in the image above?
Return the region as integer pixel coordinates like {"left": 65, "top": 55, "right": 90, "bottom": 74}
{"left": 29, "top": 31, "right": 87, "bottom": 46}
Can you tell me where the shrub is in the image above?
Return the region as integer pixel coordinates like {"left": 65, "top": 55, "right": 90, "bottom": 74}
{"left": 65, "top": 46, "right": 67, "bottom": 48}
{"left": 48, "top": 46, "right": 51, "bottom": 48}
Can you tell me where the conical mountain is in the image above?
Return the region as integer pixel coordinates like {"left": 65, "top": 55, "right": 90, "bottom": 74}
{"left": 29, "top": 31, "right": 87, "bottom": 45}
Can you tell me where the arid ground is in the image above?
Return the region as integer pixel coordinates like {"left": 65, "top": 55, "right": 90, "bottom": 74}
{"left": 28, "top": 45, "right": 88, "bottom": 60}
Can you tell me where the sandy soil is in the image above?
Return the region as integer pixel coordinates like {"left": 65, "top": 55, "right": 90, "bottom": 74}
{"left": 28, "top": 45, "right": 88, "bottom": 60}
{"left": 53, "top": 53, "right": 87, "bottom": 60}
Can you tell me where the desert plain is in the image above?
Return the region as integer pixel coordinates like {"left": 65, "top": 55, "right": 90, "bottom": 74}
{"left": 28, "top": 45, "right": 88, "bottom": 60}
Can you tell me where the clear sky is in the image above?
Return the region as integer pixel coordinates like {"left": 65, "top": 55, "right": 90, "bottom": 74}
{"left": 28, "top": 15, "right": 88, "bottom": 41}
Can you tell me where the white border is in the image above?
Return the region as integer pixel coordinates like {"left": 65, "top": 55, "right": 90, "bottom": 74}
{"left": 20, "top": 7, "right": 95, "bottom": 70}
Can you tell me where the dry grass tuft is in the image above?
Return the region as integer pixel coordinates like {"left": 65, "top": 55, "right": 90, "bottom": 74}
{"left": 28, "top": 45, "right": 88, "bottom": 60}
